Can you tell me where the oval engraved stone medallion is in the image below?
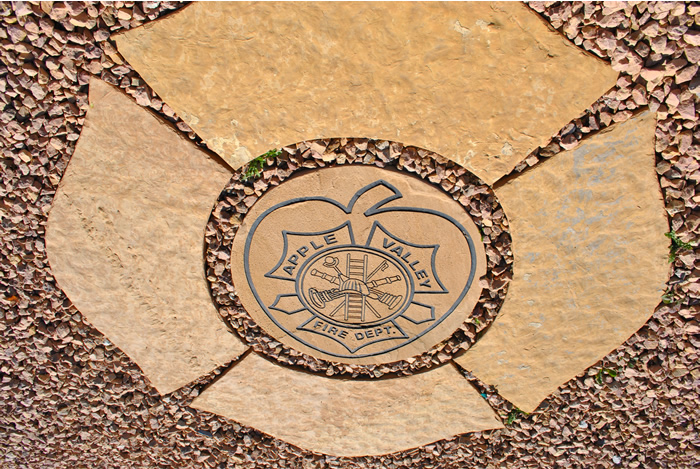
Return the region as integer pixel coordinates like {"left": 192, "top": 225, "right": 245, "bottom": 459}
{"left": 231, "top": 166, "right": 487, "bottom": 364}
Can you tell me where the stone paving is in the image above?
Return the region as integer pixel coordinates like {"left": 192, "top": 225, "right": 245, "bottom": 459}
{"left": 457, "top": 111, "right": 668, "bottom": 413}
{"left": 45, "top": 79, "right": 245, "bottom": 394}
{"left": 41, "top": 2, "right": 672, "bottom": 457}
{"left": 191, "top": 354, "right": 502, "bottom": 457}
{"left": 2, "top": 1, "right": 699, "bottom": 467}
{"left": 113, "top": 2, "right": 616, "bottom": 184}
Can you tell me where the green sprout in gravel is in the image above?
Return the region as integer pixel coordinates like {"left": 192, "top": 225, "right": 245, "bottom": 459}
{"left": 505, "top": 407, "right": 529, "bottom": 425}
{"left": 476, "top": 224, "right": 485, "bottom": 241}
{"left": 665, "top": 231, "right": 694, "bottom": 262}
{"left": 594, "top": 367, "right": 618, "bottom": 385}
{"left": 661, "top": 288, "right": 682, "bottom": 305}
{"left": 241, "top": 148, "right": 282, "bottom": 182}
{"left": 661, "top": 289, "right": 675, "bottom": 304}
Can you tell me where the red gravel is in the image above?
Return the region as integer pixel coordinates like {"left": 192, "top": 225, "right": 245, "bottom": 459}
{"left": 0, "top": 2, "right": 698, "bottom": 468}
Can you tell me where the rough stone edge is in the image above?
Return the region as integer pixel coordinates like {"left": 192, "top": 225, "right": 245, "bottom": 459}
{"left": 112, "top": 1, "right": 619, "bottom": 186}
{"left": 456, "top": 111, "right": 670, "bottom": 413}
{"left": 45, "top": 78, "right": 248, "bottom": 395}
{"left": 190, "top": 351, "right": 505, "bottom": 457}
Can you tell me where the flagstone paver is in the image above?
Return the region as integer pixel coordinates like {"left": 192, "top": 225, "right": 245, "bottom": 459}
{"left": 114, "top": 1, "right": 617, "bottom": 185}
{"left": 455, "top": 112, "right": 669, "bottom": 413}
{"left": 45, "top": 79, "right": 247, "bottom": 394}
{"left": 229, "top": 165, "right": 487, "bottom": 365}
{"left": 191, "top": 352, "right": 503, "bottom": 456}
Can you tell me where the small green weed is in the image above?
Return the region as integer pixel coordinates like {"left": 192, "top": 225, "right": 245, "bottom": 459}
{"left": 472, "top": 317, "right": 481, "bottom": 326}
{"left": 505, "top": 407, "right": 529, "bottom": 425}
{"left": 594, "top": 367, "right": 618, "bottom": 385}
{"left": 241, "top": 149, "right": 281, "bottom": 182}
{"left": 665, "top": 231, "right": 694, "bottom": 262}
{"left": 661, "top": 289, "right": 681, "bottom": 305}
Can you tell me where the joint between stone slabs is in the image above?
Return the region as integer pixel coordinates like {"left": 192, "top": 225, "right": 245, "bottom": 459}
{"left": 450, "top": 359, "right": 530, "bottom": 428}
{"left": 492, "top": 103, "right": 651, "bottom": 191}
{"left": 180, "top": 346, "right": 253, "bottom": 403}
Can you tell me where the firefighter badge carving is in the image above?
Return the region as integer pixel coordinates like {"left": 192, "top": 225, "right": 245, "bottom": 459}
{"left": 231, "top": 166, "right": 487, "bottom": 364}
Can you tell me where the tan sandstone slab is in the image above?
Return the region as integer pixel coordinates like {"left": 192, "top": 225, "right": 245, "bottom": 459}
{"left": 230, "top": 166, "right": 486, "bottom": 365}
{"left": 456, "top": 112, "right": 669, "bottom": 413}
{"left": 46, "top": 79, "right": 247, "bottom": 394}
{"left": 114, "top": 2, "right": 617, "bottom": 184}
{"left": 191, "top": 352, "right": 503, "bottom": 456}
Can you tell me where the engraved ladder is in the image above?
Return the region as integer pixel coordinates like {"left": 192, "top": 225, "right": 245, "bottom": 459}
{"left": 344, "top": 254, "right": 367, "bottom": 322}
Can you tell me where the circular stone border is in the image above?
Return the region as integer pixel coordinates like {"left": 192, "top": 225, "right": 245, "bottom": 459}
{"left": 204, "top": 138, "right": 513, "bottom": 378}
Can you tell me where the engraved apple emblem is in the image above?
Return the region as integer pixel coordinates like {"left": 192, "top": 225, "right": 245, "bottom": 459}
{"left": 231, "top": 166, "right": 487, "bottom": 364}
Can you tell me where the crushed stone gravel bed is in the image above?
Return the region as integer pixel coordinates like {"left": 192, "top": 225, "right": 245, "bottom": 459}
{"left": 0, "top": 1, "right": 698, "bottom": 468}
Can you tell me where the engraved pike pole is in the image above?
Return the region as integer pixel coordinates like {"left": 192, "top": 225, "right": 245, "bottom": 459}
{"left": 308, "top": 255, "right": 404, "bottom": 322}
